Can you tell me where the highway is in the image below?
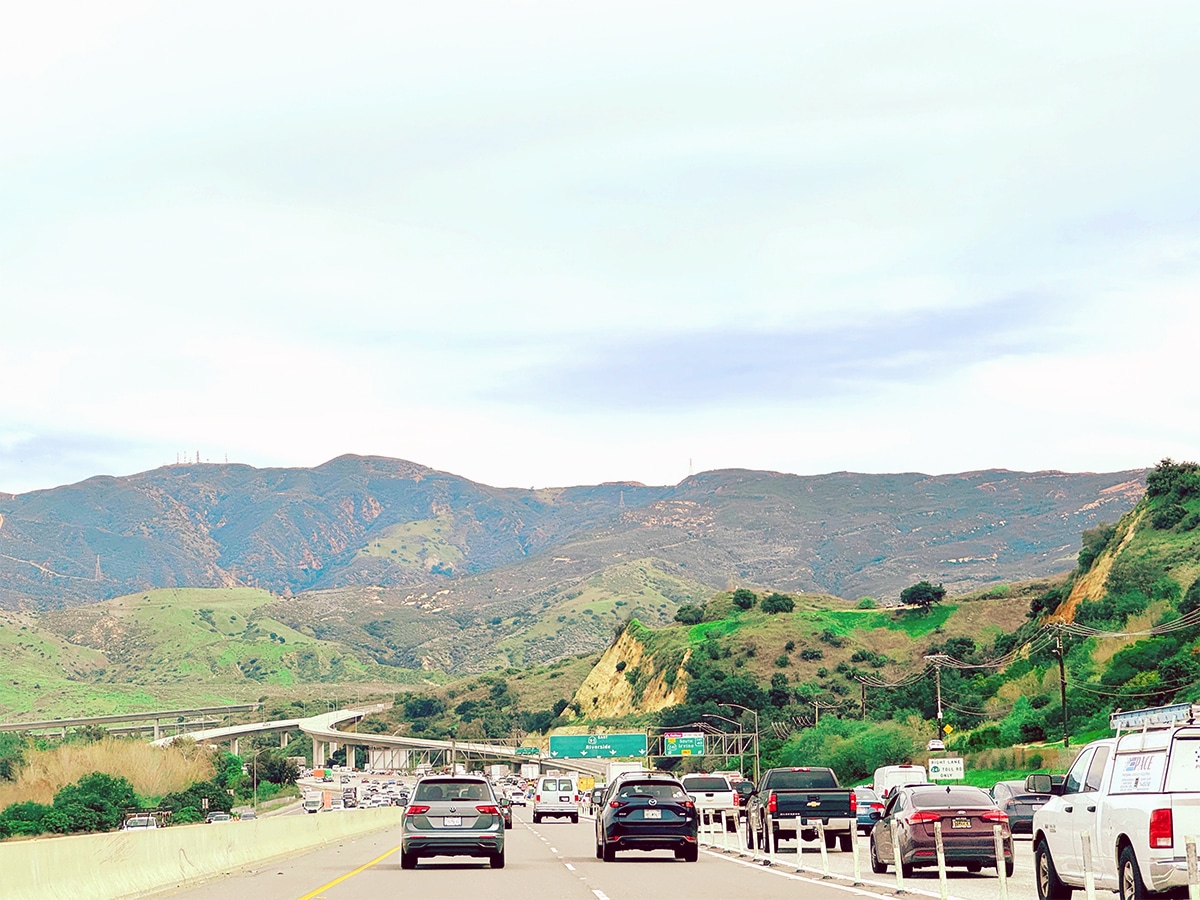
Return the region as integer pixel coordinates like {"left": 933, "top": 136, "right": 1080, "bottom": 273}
{"left": 162, "top": 804, "right": 1040, "bottom": 900}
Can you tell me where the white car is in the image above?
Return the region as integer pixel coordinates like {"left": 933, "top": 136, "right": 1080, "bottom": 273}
{"left": 508, "top": 788, "right": 527, "bottom": 806}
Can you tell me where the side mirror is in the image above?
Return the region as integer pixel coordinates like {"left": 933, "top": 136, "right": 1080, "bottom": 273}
{"left": 869, "top": 809, "right": 883, "bottom": 821}
{"left": 1025, "top": 774, "right": 1055, "bottom": 795}
{"left": 500, "top": 797, "right": 511, "bottom": 808}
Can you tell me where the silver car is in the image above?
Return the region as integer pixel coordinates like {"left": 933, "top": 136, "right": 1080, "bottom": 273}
{"left": 401, "top": 776, "right": 506, "bottom": 869}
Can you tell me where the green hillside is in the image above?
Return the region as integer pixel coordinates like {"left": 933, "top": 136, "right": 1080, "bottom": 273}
{"left": 0, "top": 588, "right": 432, "bottom": 720}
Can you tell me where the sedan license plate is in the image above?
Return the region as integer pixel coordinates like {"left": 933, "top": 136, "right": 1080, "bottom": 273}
{"left": 952, "top": 817, "right": 971, "bottom": 829}
{"left": 443, "top": 816, "right": 462, "bottom": 827}
{"left": 644, "top": 809, "right": 662, "bottom": 819}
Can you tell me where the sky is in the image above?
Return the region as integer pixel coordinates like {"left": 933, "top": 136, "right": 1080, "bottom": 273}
{"left": 2, "top": 1, "right": 1199, "bottom": 494}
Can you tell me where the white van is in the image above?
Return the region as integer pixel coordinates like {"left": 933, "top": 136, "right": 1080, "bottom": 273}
{"left": 533, "top": 774, "right": 579, "bottom": 823}
{"left": 872, "top": 764, "right": 929, "bottom": 800}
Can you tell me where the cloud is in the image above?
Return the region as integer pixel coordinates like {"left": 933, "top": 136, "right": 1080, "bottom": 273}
{"left": 489, "top": 294, "right": 1063, "bottom": 412}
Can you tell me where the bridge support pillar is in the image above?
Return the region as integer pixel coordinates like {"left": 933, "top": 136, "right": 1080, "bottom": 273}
{"left": 231, "top": 738, "right": 239, "bottom": 756}
{"left": 314, "top": 740, "right": 326, "bottom": 768}
{"left": 280, "top": 731, "right": 290, "bottom": 749}
{"left": 153, "top": 720, "right": 160, "bottom": 741}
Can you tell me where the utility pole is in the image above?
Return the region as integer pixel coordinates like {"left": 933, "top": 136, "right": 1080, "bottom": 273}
{"left": 1055, "top": 628, "right": 1069, "bottom": 748}
{"left": 924, "top": 654, "right": 947, "bottom": 739}
{"left": 860, "top": 681, "right": 867, "bottom": 719}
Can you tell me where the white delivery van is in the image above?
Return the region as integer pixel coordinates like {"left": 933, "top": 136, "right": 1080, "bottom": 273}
{"left": 533, "top": 774, "right": 579, "bottom": 823}
{"left": 872, "top": 764, "right": 929, "bottom": 800}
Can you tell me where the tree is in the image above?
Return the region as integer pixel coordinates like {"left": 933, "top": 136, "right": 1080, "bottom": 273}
{"left": 899, "top": 581, "right": 946, "bottom": 609}
{"left": 732, "top": 589, "right": 758, "bottom": 610}
{"left": 673, "top": 605, "right": 704, "bottom": 625}
{"left": 761, "top": 592, "right": 794, "bottom": 614}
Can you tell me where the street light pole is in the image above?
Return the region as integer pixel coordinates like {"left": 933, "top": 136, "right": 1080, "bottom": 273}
{"left": 718, "top": 703, "right": 760, "bottom": 783}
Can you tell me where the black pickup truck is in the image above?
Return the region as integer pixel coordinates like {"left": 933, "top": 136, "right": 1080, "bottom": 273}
{"left": 745, "top": 766, "right": 856, "bottom": 852}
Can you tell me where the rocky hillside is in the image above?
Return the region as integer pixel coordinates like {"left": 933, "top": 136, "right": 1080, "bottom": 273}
{"left": 0, "top": 457, "right": 1145, "bottom": 616}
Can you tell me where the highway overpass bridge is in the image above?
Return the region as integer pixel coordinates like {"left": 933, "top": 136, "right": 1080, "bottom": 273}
{"left": 154, "top": 706, "right": 608, "bottom": 779}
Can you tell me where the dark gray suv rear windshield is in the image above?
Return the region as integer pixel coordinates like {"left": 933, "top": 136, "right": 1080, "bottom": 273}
{"left": 413, "top": 780, "right": 491, "bottom": 801}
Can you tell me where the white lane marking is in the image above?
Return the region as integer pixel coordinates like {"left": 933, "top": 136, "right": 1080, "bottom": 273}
{"left": 700, "top": 848, "right": 973, "bottom": 900}
{"left": 592, "top": 891, "right": 612, "bottom": 900}
{"left": 550, "top": 847, "right": 558, "bottom": 853}
{"left": 565, "top": 862, "right": 576, "bottom": 871}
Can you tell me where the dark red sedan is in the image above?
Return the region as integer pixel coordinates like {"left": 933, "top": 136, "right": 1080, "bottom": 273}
{"left": 868, "top": 784, "right": 1014, "bottom": 878}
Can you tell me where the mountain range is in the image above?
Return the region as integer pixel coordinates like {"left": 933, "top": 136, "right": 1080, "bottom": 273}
{"left": 0, "top": 456, "right": 1144, "bottom": 619}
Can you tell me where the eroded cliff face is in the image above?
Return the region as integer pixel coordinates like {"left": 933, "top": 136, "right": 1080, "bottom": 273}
{"left": 1053, "top": 508, "right": 1146, "bottom": 622}
{"left": 571, "top": 628, "right": 691, "bottom": 718}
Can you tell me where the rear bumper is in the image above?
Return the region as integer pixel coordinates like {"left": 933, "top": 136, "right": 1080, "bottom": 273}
{"left": 402, "top": 833, "right": 503, "bottom": 857}
{"left": 606, "top": 827, "right": 698, "bottom": 852}
{"left": 1147, "top": 855, "right": 1194, "bottom": 892}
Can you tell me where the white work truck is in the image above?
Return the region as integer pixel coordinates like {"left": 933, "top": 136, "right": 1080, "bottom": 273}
{"left": 1030, "top": 702, "right": 1200, "bottom": 900}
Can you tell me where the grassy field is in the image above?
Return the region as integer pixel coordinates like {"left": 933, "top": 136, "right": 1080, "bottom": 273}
{"left": 0, "top": 588, "right": 432, "bottom": 720}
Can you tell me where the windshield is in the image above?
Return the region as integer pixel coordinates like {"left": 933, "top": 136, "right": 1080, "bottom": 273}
{"left": 682, "top": 777, "right": 730, "bottom": 791}
{"left": 617, "top": 781, "right": 688, "bottom": 800}
{"left": 413, "top": 780, "right": 491, "bottom": 801}
{"left": 767, "top": 770, "right": 837, "bottom": 789}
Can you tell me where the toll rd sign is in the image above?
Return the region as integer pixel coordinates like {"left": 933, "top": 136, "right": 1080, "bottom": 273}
{"left": 928, "top": 757, "right": 965, "bottom": 780}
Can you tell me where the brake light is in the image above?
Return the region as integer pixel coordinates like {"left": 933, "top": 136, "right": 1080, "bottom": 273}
{"left": 404, "top": 805, "right": 430, "bottom": 816}
{"left": 871, "top": 803, "right": 885, "bottom": 813}
{"left": 574, "top": 795, "right": 580, "bottom": 802}
{"left": 535, "top": 795, "right": 541, "bottom": 802}
{"left": 609, "top": 800, "right": 623, "bottom": 809}
{"left": 682, "top": 800, "right": 694, "bottom": 810}
{"left": 908, "top": 811, "right": 941, "bottom": 824}
{"left": 768, "top": 793, "right": 777, "bottom": 814}
{"left": 1150, "top": 808, "right": 1173, "bottom": 848}
{"left": 849, "top": 792, "right": 857, "bottom": 814}
{"left": 732, "top": 791, "right": 739, "bottom": 807}
{"left": 981, "top": 810, "right": 1009, "bottom": 823}
{"left": 475, "top": 805, "right": 500, "bottom": 815}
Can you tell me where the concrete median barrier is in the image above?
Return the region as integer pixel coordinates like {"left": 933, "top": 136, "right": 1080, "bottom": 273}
{"left": 0, "top": 807, "right": 402, "bottom": 900}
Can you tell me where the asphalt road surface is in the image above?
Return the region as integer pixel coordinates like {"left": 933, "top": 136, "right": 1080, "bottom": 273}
{"left": 162, "top": 807, "right": 1039, "bottom": 900}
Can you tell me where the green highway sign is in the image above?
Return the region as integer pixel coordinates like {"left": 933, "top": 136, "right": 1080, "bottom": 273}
{"left": 663, "top": 732, "right": 705, "bottom": 756}
{"left": 515, "top": 746, "right": 539, "bottom": 755}
{"left": 548, "top": 733, "right": 647, "bottom": 759}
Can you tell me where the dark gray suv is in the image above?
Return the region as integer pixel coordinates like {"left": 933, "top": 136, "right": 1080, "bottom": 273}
{"left": 401, "top": 776, "right": 506, "bottom": 869}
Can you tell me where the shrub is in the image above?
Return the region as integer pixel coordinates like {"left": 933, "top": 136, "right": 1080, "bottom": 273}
{"left": 774, "top": 654, "right": 790, "bottom": 668}
{"left": 799, "top": 648, "right": 824, "bottom": 661}
{"left": 761, "top": 593, "right": 795, "bottom": 614}
{"left": 615, "top": 660, "right": 627, "bottom": 672}
{"left": 1077, "top": 523, "right": 1117, "bottom": 571}
{"left": 856, "top": 598, "right": 878, "bottom": 609}
{"left": 784, "top": 640, "right": 795, "bottom": 652}
{"left": 732, "top": 589, "right": 758, "bottom": 610}
{"left": 673, "top": 605, "right": 704, "bottom": 625}
{"left": 1153, "top": 504, "right": 1188, "bottom": 530}
{"left": 818, "top": 629, "right": 845, "bottom": 648}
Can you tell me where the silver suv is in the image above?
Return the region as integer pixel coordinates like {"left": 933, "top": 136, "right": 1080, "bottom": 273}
{"left": 401, "top": 776, "right": 506, "bottom": 868}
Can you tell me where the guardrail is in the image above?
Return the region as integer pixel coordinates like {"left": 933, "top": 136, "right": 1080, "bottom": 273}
{"left": 1, "top": 807, "right": 401, "bottom": 900}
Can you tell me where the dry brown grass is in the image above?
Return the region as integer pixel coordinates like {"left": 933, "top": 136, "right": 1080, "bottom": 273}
{"left": 0, "top": 739, "right": 215, "bottom": 808}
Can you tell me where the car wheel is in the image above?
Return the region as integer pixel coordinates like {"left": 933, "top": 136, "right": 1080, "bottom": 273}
{"left": 966, "top": 863, "right": 981, "bottom": 873}
{"left": 490, "top": 850, "right": 505, "bottom": 869}
{"left": 869, "top": 835, "right": 888, "bottom": 874}
{"left": 745, "top": 821, "right": 755, "bottom": 850}
{"left": 572, "top": 814, "right": 579, "bottom": 824}
{"left": 1004, "top": 857, "right": 1015, "bottom": 879}
{"left": 825, "top": 831, "right": 837, "bottom": 850}
{"left": 901, "top": 861, "right": 914, "bottom": 879}
{"left": 838, "top": 833, "right": 853, "bottom": 853}
{"left": 505, "top": 820, "right": 512, "bottom": 830}
{"left": 596, "top": 840, "right": 603, "bottom": 859}
{"left": 603, "top": 841, "right": 616, "bottom": 862}
{"left": 399, "top": 849, "right": 418, "bottom": 870}
{"left": 684, "top": 844, "right": 699, "bottom": 862}
{"left": 1035, "top": 839, "right": 1072, "bottom": 900}
{"left": 1119, "top": 845, "right": 1147, "bottom": 900}
{"left": 533, "top": 813, "right": 541, "bottom": 824}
